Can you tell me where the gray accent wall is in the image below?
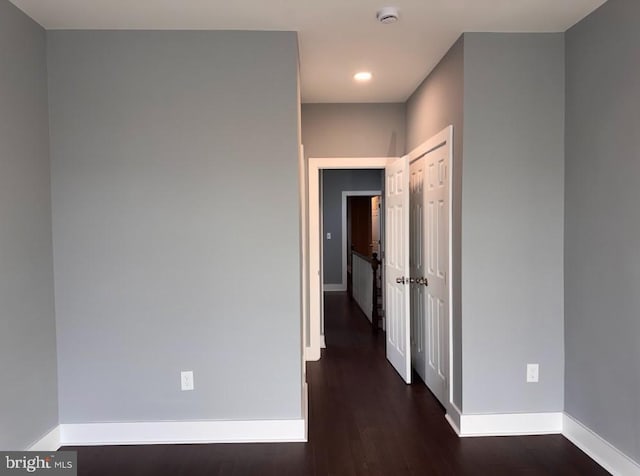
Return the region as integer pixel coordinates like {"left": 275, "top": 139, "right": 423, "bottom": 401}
{"left": 565, "top": 0, "right": 640, "bottom": 462}
{"left": 321, "top": 170, "right": 383, "bottom": 285}
{"left": 406, "top": 36, "right": 464, "bottom": 409}
{"left": 47, "top": 31, "right": 302, "bottom": 423}
{"left": 462, "top": 33, "right": 565, "bottom": 414}
{"left": 0, "top": 0, "right": 58, "bottom": 449}
{"left": 301, "top": 103, "right": 405, "bottom": 159}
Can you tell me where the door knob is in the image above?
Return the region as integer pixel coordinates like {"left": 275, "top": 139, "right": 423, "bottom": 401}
{"left": 396, "top": 276, "right": 428, "bottom": 286}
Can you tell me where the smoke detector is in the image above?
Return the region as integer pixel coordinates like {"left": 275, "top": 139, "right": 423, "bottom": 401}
{"left": 376, "top": 7, "right": 399, "bottom": 24}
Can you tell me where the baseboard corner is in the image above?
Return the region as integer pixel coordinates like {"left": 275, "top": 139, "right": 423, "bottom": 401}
{"left": 304, "top": 345, "right": 321, "bottom": 362}
{"left": 27, "top": 425, "right": 61, "bottom": 451}
{"left": 458, "top": 411, "right": 563, "bottom": 437}
{"left": 562, "top": 413, "right": 640, "bottom": 476}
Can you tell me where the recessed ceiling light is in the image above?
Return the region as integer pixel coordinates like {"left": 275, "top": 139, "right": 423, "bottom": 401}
{"left": 354, "top": 72, "right": 373, "bottom": 82}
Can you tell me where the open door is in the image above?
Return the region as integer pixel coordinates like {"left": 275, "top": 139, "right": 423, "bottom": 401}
{"left": 385, "top": 155, "right": 411, "bottom": 383}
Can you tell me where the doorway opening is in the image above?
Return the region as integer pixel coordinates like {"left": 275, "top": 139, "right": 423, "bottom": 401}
{"left": 304, "top": 126, "right": 454, "bottom": 425}
{"left": 306, "top": 158, "right": 391, "bottom": 361}
{"left": 320, "top": 171, "right": 384, "bottom": 344}
{"left": 345, "top": 193, "right": 383, "bottom": 321}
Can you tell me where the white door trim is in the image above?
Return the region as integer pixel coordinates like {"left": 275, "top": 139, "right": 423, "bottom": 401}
{"left": 307, "top": 157, "right": 394, "bottom": 361}
{"left": 340, "top": 190, "right": 382, "bottom": 292}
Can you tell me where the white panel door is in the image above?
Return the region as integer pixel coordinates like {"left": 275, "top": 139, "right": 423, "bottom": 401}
{"left": 423, "top": 141, "right": 450, "bottom": 406}
{"left": 385, "top": 155, "right": 411, "bottom": 383}
{"left": 409, "top": 158, "right": 426, "bottom": 382}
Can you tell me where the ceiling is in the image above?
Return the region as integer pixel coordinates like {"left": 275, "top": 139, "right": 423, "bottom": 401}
{"left": 10, "top": 0, "right": 606, "bottom": 103}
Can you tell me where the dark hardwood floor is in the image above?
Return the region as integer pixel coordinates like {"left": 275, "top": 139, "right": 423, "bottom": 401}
{"left": 62, "top": 292, "right": 609, "bottom": 475}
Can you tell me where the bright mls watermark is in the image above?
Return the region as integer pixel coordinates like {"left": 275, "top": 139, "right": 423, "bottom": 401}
{"left": 0, "top": 452, "right": 76, "bottom": 475}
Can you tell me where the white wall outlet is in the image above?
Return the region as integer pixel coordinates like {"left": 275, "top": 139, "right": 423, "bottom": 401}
{"left": 181, "top": 370, "right": 194, "bottom": 391}
{"left": 526, "top": 363, "right": 539, "bottom": 383}
{"left": 326, "top": 232, "right": 332, "bottom": 240}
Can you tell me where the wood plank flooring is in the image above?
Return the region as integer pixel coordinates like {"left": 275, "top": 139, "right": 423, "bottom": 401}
{"left": 62, "top": 292, "right": 609, "bottom": 475}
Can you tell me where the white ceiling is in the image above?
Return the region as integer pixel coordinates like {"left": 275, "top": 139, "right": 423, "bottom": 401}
{"left": 10, "top": 0, "right": 606, "bottom": 103}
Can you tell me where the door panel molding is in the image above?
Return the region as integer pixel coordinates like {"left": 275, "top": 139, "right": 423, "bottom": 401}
{"left": 406, "top": 126, "right": 454, "bottom": 414}
{"left": 385, "top": 155, "right": 412, "bottom": 383}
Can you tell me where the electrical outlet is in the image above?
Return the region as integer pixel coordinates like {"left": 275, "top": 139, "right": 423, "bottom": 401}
{"left": 326, "top": 232, "right": 332, "bottom": 240}
{"left": 181, "top": 371, "right": 194, "bottom": 391}
{"left": 526, "top": 364, "right": 539, "bottom": 383}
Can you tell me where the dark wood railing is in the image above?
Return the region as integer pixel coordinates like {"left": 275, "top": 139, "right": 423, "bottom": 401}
{"left": 371, "top": 252, "right": 381, "bottom": 334}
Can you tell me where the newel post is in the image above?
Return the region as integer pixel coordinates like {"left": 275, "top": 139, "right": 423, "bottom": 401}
{"left": 371, "top": 252, "right": 380, "bottom": 333}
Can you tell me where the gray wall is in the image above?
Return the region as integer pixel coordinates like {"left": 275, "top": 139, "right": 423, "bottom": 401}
{"left": 321, "top": 170, "right": 383, "bottom": 285}
{"left": 47, "top": 30, "right": 302, "bottom": 423}
{"left": 301, "top": 103, "right": 405, "bottom": 159}
{"left": 462, "top": 33, "right": 565, "bottom": 413}
{"left": 565, "top": 0, "right": 640, "bottom": 462}
{"left": 0, "top": 0, "right": 58, "bottom": 449}
{"left": 405, "top": 36, "right": 464, "bottom": 409}
{"left": 301, "top": 103, "right": 403, "bottom": 302}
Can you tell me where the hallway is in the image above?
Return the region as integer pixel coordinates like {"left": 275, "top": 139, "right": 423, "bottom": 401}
{"left": 306, "top": 292, "right": 608, "bottom": 475}
{"left": 63, "top": 292, "right": 609, "bottom": 475}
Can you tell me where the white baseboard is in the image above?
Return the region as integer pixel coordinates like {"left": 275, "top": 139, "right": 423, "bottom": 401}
{"left": 323, "top": 284, "right": 346, "bottom": 292}
{"left": 58, "top": 419, "right": 306, "bottom": 446}
{"left": 445, "top": 402, "right": 462, "bottom": 436}
{"left": 21, "top": 411, "right": 640, "bottom": 476}
{"left": 27, "top": 425, "right": 61, "bottom": 451}
{"left": 563, "top": 414, "right": 640, "bottom": 476}
{"left": 457, "top": 412, "right": 563, "bottom": 437}
{"left": 320, "top": 334, "right": 326, "bottom": 348}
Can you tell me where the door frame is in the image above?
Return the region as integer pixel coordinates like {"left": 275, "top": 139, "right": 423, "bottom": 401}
{"left": 331, "top": 190, "right": 383, "bottom": 293}
{"left": 306, "top": 157, "right": 394, "bottom": 361}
